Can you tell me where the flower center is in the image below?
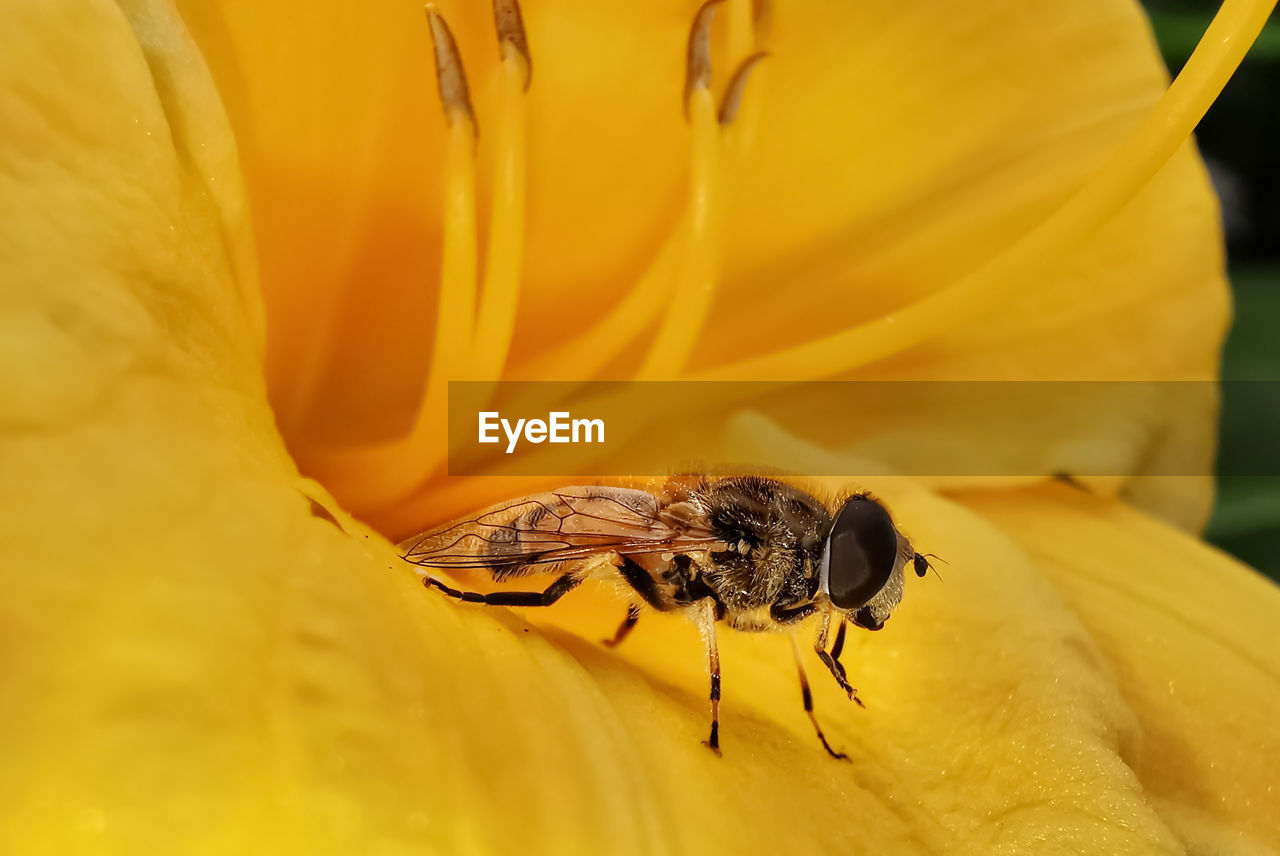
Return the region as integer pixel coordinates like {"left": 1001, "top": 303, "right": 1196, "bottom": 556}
{"left": 300, "top": 0, "right": 1276, "bottom": 530}
{"left": 309, "top": 0, "right": 773, "bottom": 515}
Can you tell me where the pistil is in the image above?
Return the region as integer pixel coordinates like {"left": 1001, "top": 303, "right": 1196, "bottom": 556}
{"left": 694, "top": 0, "right": 1278, "bottom": 382}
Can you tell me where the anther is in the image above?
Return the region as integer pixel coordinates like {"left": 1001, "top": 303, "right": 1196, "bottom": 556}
{"left": 684, "top": 0, "right": 724, "bottom": 119}
{"left": 492, "top": 0, "right": 532, "bottom": 89}
{"left": 718, "top": 52, "right": 769, "bottom": 125}
{"left": 472, "top": 0, "right": 532, "bottom": 380}
{"left": 425, "top": 5, "right": 477, "bottom": 134}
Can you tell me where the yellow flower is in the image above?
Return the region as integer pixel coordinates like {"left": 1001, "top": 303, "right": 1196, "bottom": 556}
{"left": 2, "top": 1, "right": 1278, "bottom": 854}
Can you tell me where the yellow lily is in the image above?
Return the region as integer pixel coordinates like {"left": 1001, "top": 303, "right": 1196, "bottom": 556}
{"left": 2, "top": 0, "right": 1278, "bottom": 854}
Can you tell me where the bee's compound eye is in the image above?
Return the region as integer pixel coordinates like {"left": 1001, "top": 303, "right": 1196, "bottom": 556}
{"left": 825, "top": 495, "right": 898, "bottom": 610}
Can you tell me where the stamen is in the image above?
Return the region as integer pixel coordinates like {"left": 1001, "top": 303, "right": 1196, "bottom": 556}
{"left": 523, "top": 3, "right": 767, "bottom": 385}
{"left": 413, "top": 5, "right": 478, "bottom": 453}
{"left": 718, "top": 52, "right": 769, "bottom": 126}
{"left": 694, "top": 0, "right": 1277, "bottom": 382}
{"left": 638, "top": 4, "right": 725, "bottom": 380}
{"left": 683, "top": 0, "right": 723, "bottom": 120}
{"left": 471, "top": 0, "right": 531, "bottom": 380}
{"left": 491, "top": 0, "right": 532, "bottom": 88}
{"left": 425, "top": 6, "right": 477, "bottom": 133}
{"left": 722, "top": 6, "right": 769, "bottom": 155}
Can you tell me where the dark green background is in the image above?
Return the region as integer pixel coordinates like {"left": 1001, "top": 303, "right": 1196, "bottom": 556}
{"left": 1146, "top": 2, "right": 1280, "bottom": 579}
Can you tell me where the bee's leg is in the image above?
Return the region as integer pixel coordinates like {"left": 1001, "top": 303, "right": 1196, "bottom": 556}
{"left": 602, "top": 603, "right": 641, "bottom": 648}
{"left": 694, "top": 598, "right": 723, "bottom": 756}
{"left": 827, "top": 620, "right": 857, "bottom": 698}
{"left": 830, "top": 618, "right": 848, "bottom": 660}
{"left": 790, "top": 636, "right": 848, "bottom": 760}
{"left": 614, "top": 557, "right": 665, "bottom": 610}
{"left": 814, "top": 614, "right": 863, "bottom": 706}
{"left": 424, "top": 572, "right": 583, "bottom": 607}
{"left": 770, "top": 602, "right": 816, "bottom": 625}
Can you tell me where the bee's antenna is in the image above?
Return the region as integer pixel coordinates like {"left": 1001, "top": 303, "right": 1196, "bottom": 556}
{"left": 912, "top": 552, "right": 945, "bottom": 581}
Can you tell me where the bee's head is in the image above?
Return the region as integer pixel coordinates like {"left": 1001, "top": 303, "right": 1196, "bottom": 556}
{"left": 818, "top": 493, "right": 922, "bottom": 631}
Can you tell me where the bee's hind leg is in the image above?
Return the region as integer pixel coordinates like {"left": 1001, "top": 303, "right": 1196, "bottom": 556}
{"left": 603, "top": 603, "right": 641, "bottom": 648}
{"left": 790, "top": 636, "right": 848, "bottom": 760}
{"left": 425, "top": 572, "right": 583, "bottom": 607}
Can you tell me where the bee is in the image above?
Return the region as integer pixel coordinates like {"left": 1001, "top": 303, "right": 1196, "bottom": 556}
{"left": 399, "top": 476, "right": 934, "bottom": 758}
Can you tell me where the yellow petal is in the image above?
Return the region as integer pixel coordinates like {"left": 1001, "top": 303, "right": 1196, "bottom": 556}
{"left": 956, "top": 480, "right": 1280, "bottom": 852}
{"left": 710, "top": 3, "right": 1225, "bottom": 365}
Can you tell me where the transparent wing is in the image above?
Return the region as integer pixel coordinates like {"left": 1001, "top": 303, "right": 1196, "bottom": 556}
{"left": 398, "top": 486, "right": 723, "bottom": 570}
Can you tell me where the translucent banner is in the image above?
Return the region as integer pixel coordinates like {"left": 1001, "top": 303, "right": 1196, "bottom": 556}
{"left": 445, "top": 381, "right": 1278, "bottom": 477}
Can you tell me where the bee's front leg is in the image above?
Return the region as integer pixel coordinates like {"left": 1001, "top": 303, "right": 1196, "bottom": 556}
{"left": 790, "top": 635, "right": 848, "bottom": 760}
{"left": 814, "top": 615, "right": 863, "bottom": 707}
{"left": 827, "top": 619, "right": 851, "bottom": 685}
